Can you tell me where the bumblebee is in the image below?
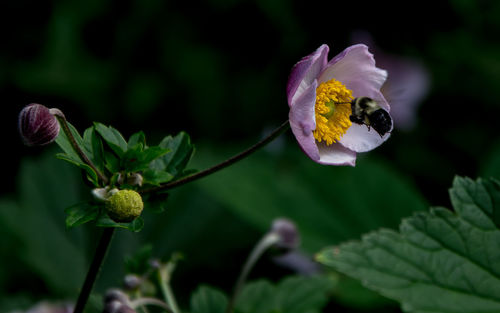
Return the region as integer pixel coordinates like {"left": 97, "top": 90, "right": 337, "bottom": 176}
{"left": 349, "top": 97, "right": 392, "bottom": 137}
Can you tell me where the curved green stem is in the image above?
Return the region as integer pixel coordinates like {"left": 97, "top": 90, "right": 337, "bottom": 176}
{"left": 73, "top": 228, "right": 115, "bottom": 313}
{"left": 54, "top": 113, "right": 109, "bottom": 185}
{"left": 226, "top": 233, "right": 280, "bottom": 313}
{"left": 141, "top": 120, "right": 290, "bottom": 194}
{"left": 130, "top": 298, "right": 173, "bottom": 313}
{"left": 158, "top": 260, "right": 180, "bottom": 313}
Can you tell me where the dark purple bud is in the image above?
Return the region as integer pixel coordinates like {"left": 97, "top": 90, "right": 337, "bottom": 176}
{"left": 271, "top": 218, "right": 300, "bottom": 250}
{"left": 123, "top": 274, "right": 142, "bottom": 290}
{"left": 18, "top": 103, "right": 61, "bottom": 146}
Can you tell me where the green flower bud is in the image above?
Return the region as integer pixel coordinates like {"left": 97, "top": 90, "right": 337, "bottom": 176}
{"left": 106, "top": 190, "right": 144, "bottom": 223}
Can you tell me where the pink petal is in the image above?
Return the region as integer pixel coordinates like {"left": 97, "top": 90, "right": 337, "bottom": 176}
{"left": 318, "top": 44, "right": 389, "bottom": 111}
{"left": 287, "top": 44, "right": 329, "bottom": 106}
{"left": 289, "top": 80, "right": 320, "bottom": 162}
{"left": 317, "top": 141, "right": 357, "bottom": 166}
{"left": 339, "top": 123, "right": 391, "bottom": 153}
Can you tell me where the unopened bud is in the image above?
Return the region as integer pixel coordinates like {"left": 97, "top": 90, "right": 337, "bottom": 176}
{"left": 106, "top": 189, "right": 144, "bottom": 223}
{"left": 123, "top": 274, "right": 142, "bottom": 290}
{"left": 104, "top": 289, "right": 130, "bottom": 305}
{"left": 127, "top": 173, "right": 143, "bottom": 187}
{"left": 270, "top": 218, "right": 300, "bottom": 250}
{"left": 18, "top": 103, "right": 62, "bottom": 146}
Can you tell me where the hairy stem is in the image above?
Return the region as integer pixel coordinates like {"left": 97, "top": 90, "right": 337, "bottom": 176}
{"left": 141, "top": 120, "right": 290, "bottom": 194}
{"left": 54, "top": 113, "right": 109, "bottom": 185}
{"left": 73, "top": 228, "right": 115, "bottom": 313}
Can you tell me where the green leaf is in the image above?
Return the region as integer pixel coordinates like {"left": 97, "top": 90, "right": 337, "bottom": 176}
{"left": 104, "top": 150, "right": 120, "bottom": 173}
{"left": 151, "top": 132, "right": 195, "bottom": 177}
{"left": 56, "top": 153, "right": 99, "bottom": 186}
{"left": 274, "top": 276, "right": 334, "bottom": 313}
{"left": 96, "top": 213, "right": 145, "bottom": 232}
{"left": 0, "top": 153, "right": 86, "bottom": 296}
{"left": 142, "top": 169, "right": 174, "bottom": 186}
{"left": 64, "top": 203, "right": 100, "bottom": 228}
{"left": 122, "top": 146, "right": 170, "bottom": 172}
{"left": 128, "top": 131, "right": 146, "bottom": 149}
{"left": 190, "top": 286, "right": 228, "bottom": 313}
{"left": 55, "top": 121, "right": 87, "bottom": 161}
{"left": 316, "top": 176, "right": 500, "bottom": 313}
{"left": 86, "top": 126, "right": 106, "bottom": 173}
{"left": 236, "top": 280, "right": 275, "bottom": 313}
{"left": 235, "top": 276, "right": 334, "bottom": 313}
{"left": 94, "top": 122, "right": 128, "bottom": 157}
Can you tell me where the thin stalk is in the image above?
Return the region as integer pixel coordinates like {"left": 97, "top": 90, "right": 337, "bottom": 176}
{"left": 141, "top": 120, "right": 290, "bottom": 194}
{"left": 73, "top": 228, "right": 115, "bottom": 313}
{"left": 54, "top": 113, "right": 109, "bottom": 185}
{"left": 226, "top": 233, "right": 280, "bottom": 313}
{"left": 130, "top": 298, "right": 173, "bottom": 313}
{"left": 158, "top": 260, "right": 181, "bottom": 313}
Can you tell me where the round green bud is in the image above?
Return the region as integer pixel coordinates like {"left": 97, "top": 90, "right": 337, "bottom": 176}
{"left": 106, "top": 190, "right": 144, "bottom": 223}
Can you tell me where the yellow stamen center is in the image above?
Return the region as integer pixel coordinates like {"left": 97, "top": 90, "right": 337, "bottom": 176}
{"left": 313, "top": 79, "right": 353, "bottom": 145}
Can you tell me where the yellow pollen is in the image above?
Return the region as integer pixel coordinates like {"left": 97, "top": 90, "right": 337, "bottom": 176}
{"left": 313, "top": 79, "right": 353, "bottom": 145}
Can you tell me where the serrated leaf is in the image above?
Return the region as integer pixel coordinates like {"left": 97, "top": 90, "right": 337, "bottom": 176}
{"left": 64, "top": 203, "right": 100, "bottom": 228}
{"left": 190, "top": 286, "right": 228, "bottom": 313}
{"left": 122, "top": 146, "right": 170, "bottom": 172}
{"left": 94, "top": 122, "right": 128, "bottom": 157}
{"left": 128, "top": 131, "right": 146, "bottom": 149}
{"left": 151, "top": 132, "right": 195, "bottom": 177}
{"left": 316, "top": 176, "right": 500, "bottom": 313}
{"left": 96, "top": 213, "right": 145, "bottom": 232}
{"left": 104, "top": 150, "right": 120, "bottom": 173}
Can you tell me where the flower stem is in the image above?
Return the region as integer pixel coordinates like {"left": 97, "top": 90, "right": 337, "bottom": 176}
{"left": 158, "top": 256, "right": 181, "bottom": 313}
{"left": 141, "top": 120, "right": 290, "bottom": 194}
{"left": 130, "top": 298, "right": 173, "bottom": 313}
{"left": 225, "top": 233, "right": 280, "bottom": 313}
{"left": 54, "top": 113, "right": 109, "bottom": 185}
{"left": 73, "top": 228, "right": 115, "bottom": 313}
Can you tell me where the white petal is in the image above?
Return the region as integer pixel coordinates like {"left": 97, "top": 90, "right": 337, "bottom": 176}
{"left": 339, "top": 123, "right": 390, "bottom": 153}
{"left": 317, "top": 141, "right": 357, "bottom": 166}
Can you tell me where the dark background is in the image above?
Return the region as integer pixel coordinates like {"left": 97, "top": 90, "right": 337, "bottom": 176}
{"left": 2, "top": 0, "right": 500, "bottom": 312}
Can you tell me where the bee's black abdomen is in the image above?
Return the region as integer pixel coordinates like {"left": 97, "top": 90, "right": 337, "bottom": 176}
{"left": 370, "top": 109, "right": 392, "bottom": 136}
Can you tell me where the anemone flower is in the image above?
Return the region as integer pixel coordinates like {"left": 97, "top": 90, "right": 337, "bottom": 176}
{"left": 287, "top": 44, "right": 392, "bottom": 166}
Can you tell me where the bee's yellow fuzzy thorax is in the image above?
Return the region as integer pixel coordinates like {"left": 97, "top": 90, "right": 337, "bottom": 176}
{"left": 313, "top": 79, "right": 353, "bottom": 145}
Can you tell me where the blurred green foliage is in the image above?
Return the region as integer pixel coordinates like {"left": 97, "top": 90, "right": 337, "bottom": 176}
{"left": 4, "top": 0, "right": 500, "bottom": 312}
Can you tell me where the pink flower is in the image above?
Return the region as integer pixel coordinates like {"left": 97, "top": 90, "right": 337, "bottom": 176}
{"left": 287, "top": 44, "right": 392, "bottom": 166}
